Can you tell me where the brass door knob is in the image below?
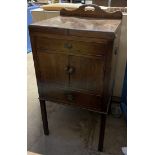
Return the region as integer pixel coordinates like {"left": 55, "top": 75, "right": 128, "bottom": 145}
{"left": 64, "top": 66, "right": 75, "bottom": 74}
{"left": 68, "top": 66, "right": 75, "bottom": 74}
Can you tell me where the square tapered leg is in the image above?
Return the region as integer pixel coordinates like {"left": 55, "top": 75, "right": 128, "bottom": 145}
{"left": 39, "top": 99, "right": 49, "bottom": 135}
{"left": 98, "top": 114, "right": 106, "bottom": 152}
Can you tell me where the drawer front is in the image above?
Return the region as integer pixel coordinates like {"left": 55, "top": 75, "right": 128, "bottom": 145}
{"left": 36, "top": 37, "right": 107, "bottom": 56}
{"left": 40, "top": 86, "right": 102, "bottom": 111}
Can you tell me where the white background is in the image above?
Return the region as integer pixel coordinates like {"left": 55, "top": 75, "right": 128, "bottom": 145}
{"left": 0, "top": 0, "right": 155, "bottom": 154}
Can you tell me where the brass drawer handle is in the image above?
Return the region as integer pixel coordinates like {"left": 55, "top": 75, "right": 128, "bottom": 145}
{"left": 64, "top": 43, "right": 72, "bottom": 49}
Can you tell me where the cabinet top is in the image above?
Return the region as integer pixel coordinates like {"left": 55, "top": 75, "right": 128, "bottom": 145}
{"left": 29, "top": 4, "right": 122, "bottom": 40}
{"left": 30, "top": 16, "right": 121, "bottom": 39}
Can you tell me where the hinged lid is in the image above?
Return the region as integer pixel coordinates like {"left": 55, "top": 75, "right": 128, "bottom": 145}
{"left": 29, "top": 4, "right": 122, "bottom": 40}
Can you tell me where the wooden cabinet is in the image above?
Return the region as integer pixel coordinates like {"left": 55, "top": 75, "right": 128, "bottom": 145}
{"left": 31, "top": 8, "right": 127, "bottom": 98}
{"left": 29, "top": 4, "right": 122, "bottom": 152}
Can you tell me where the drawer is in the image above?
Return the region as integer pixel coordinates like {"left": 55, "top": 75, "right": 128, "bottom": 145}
{"left": 40, "top": 86, "right": 102, "bottom": 111}
{"left": 63, "top": 91, "right": 102, "bottom": 111}
{"left": 36, "top": 37, "right": 107, "bottom": 56}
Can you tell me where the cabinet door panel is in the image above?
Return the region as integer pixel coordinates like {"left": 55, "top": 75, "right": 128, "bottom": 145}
{"left": 69, "top": 55, "right": 105, "bottom": 94}
{"left": 37, "top": 51, "right": 68, "bottom": 88}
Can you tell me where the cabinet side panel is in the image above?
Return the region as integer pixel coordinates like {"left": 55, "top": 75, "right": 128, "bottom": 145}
{"left": 101, "top": 40, "right": 115, "bottom": 112}
{"left": 104, "top": 27, "right": 122, "bottom": 110}
{"left": 113, "top": 15, "right": 127, "bottom": 97}
{"left": 29, "top": 34, "right": 43, "bottom": 97}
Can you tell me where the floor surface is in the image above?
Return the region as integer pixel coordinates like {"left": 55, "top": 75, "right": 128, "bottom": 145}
{"left": 27, "top": 53, "right": 127, "bottom": 155}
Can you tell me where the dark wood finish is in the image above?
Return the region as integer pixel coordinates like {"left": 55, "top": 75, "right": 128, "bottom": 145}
{"left": 29, "top": 5, "right": 122, "bottom": 152}
{"left": 98, "top": 114, "right": 106, "bottom": 152}
{"left": 36, "top": 37, "right": 107, "bottom": 56}
{"left": 29, "top": 17, "right": 122, "bottom": 40}
{"left": 37, "top": 52, "right": 68, "bottom": 88}
{"left": 39, "top": 99, "right": 49, "bottom": 135}
{"left": 60, "top": 4, "right": 122, "bottom": 19}
{"left": 69, "top": 55, "right": 105, "bottom": 94}
{"left": 40, "top": 87, "right": 104, "bottom": 111}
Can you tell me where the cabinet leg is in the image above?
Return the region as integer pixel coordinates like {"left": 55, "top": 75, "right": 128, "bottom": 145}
{"left": 39, "top": 99, "right": 49, "bottom": 135}
{"left": 98, "top": 114, "right": 106, "bottom": 152}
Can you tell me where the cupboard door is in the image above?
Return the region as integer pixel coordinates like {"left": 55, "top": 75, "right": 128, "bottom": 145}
{"left": 69, "top": 55, "right": 105, "bottom": 95}
{"left": 37, "top": 51, "right": 69, "bottom": 97}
